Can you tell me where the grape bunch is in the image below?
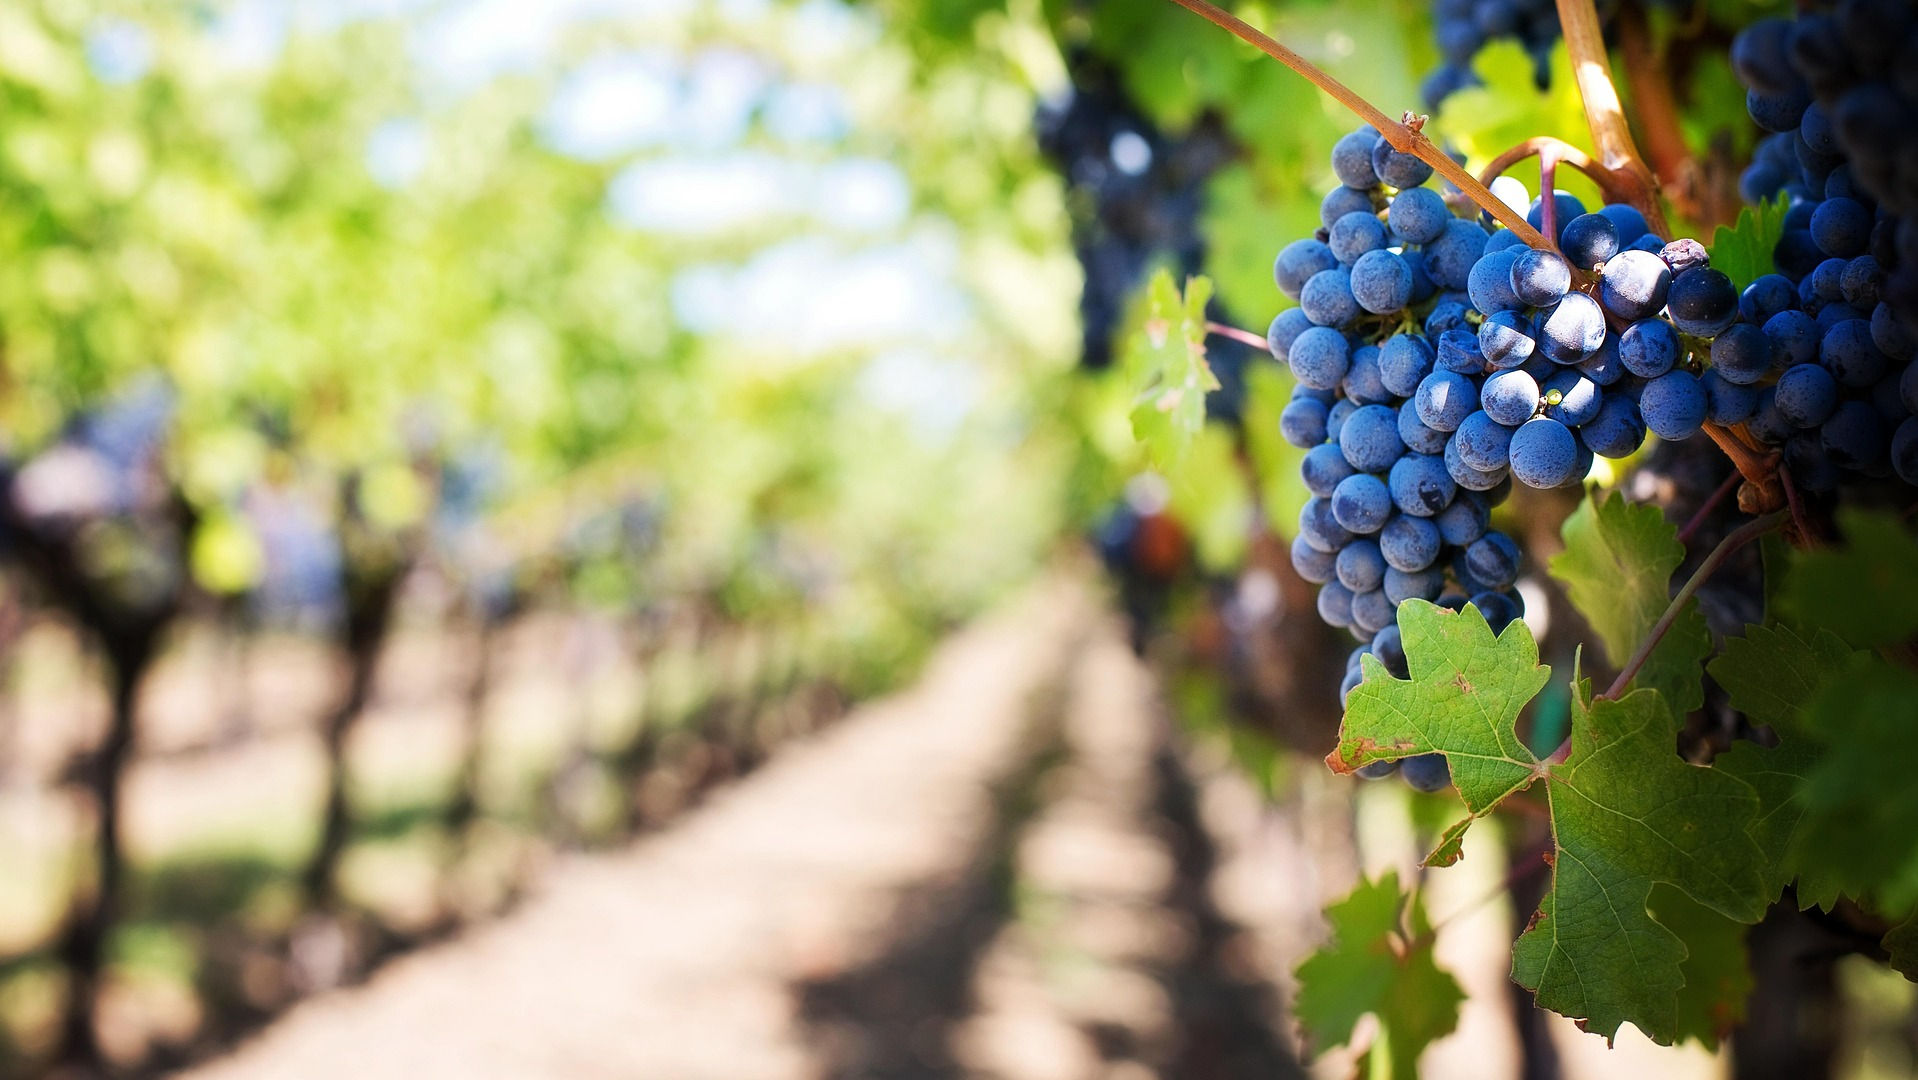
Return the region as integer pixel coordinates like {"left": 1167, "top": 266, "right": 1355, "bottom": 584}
{"left": 1731, "top": 1, "right": 1918, "bottom": 486}
{"left": 1275, "top": 127, "right": 1750, "bottom": 790}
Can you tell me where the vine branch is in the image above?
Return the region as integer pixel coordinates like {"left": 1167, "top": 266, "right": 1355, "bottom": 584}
{"left": 1599, "top": 510, "right": 1788, "bottom": 702}
{"left": 1158, "top": 0, "right": 1553, "bottom": 250}
{"left": 1206, "top": 320, "right": 1270, "bottom": 351}
{"left": 1554, "top": 0, "right": 1670, "bottom": 237}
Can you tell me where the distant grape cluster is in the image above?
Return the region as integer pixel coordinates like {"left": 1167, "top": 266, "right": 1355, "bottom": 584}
{"left": 1274, "top": 126, "right": 1752, "bottom": 789}
{"left": 1732, "top": 1, "right": 1918, "bottom": 487}
{"left": 1422, "top": 0, "right": 1698, "bottom": 108}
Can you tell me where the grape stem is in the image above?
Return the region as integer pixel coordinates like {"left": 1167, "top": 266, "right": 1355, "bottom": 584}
{"left": 1616, "top": 6, "right": 1704, "bottom": 222}
{"left": 1476, "top": 137, "right": 1641, "bottom": 210}
{"left": 1205, "top": 321, "right": 1271, "bottom": 351}
{"left": 1596, "top": 509, "right": 1789, "bottom": 704}
{"left": 1676, "top": 469, "right": 1742, "bottom": 547}
{"left": 1156, "top": 0, "right": 1554, "bottom": 250}
{"left": 1553, "top": 0, "right": 1670, "bottom": 237}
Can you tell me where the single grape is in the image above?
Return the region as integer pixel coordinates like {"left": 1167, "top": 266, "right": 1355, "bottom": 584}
{"left": 1618, "top": 318, "right": 1681, "bottom": 378}
{"left": 1821, "top": 318, "right": 1890, "bottom": 387}
{"left": 1576, "top": 335, "right": 1625, "bottom": 386}
{"left": 1511, "top": 248, "right": 1573, "bottom": 307}
{"left": 1810, "top": 196, "right": 1872, "bottom": 257}
{"left": 1379, "top": 333, "right": 1436, "bottom": 397}
{"left": 1774, "top": 363, "right": 1840, "bottom": 427}
{"left": 1470, "top": 589, "right": 1521, "bottom": 633}
{"left": 1280, "top": 396, "right": 1329, "bottom": 448}
{"left": 1400, "top": 753, "right": 1452, "bottom": 792}
{"left": 1341, "top": 404, "right": 1405, "bottom": 472}
{"left": 1465, "top": 531, "right": 1521, "bottom": 588}
{"left": 1342, "top": 345, "right": 1393, "bottom": 405}
{"left": 1434, "top": 493, "right": 1488, "bottom": 546}
{"left": 1702, "top": 369, "right": 1759, "bottom": 425}
{"left": 1387, "top": 186, "right": 1452, "bottom": 245}
{"left": 1322, "top": 185, "right": 1376, "bottom": 229}
{"left": 1371, "top": 138, "right": 1435, "bottom": 189}
{"left": 1747, "top": 85, "right": 1812, "bottom": 132}
{"left": 1536, "top": 292, "right": 1607, "bottom": 363}
{"left": 1331, "top": 128, "right": 1382, "bottom": 189}
{"left": 1337, "top": 539, "right": 1388, "bottom": 593}
{"left": 1326, "top": 399, "right": 1357, "bottom": 443}
{"left": 1291, "top": 533, "right": 1337, "bottom": 584}
{"left": 1299, "top": 496, "right": 1355, "bottom": 553}
{"left": 1266, "top": 307, "right": 1313, "bottom": 362}
{"left": 1385, "top": 565, "right": 1446, "bottom": 604}
{"left": 1526, "top": 191, "right": 1587, "bottom": 244}
{"left": 1350, "top": 588, "right": 1395, "bottom": 635}
{"left": 1351, "top": 249, "right": 1414, "bottom": 314}
{"left": 1380, "top": 514, "right": 1443, "bottom": 572}
{"left": 1873, "top": 304, "right": 1917, "bottom": 362}
{"left": 1764, "top": 309, "right": 1821, "bottom": 366}
{"left": 1599, "top": 249, "right": 1672, "bottom": 321}
{"left": 1709, "top": 322, "right": 1779, "bottom": 385}
{"left": 1288, "top": 325, "right": 1351, "bottom": 390}
{"left": 1821, "top": 399, "right": 1887, "bottom": 469}
{"left": 1424, "top": 218, "right": 1491, "bottom": 289}
{"left": 1541, "top": 369, "right": 1601, "bottom": 427}
{"left": 1559, "top": 213, "right": 1619, "bottom": 271}
{"left": 1300, "top": 267, "right": 1360, "bottom": 327}
{"left": 1739, "top": 274, "right": 1796, "bottom": 324}
{"left": 1330, "top": 210, "right": 1390, "bottom": 265}
{"left": 1667, "top": 268, "right": 1739, "bottom": 337}
{"left": 1399, "top": 398, "right": 1450, "bottom": 454}
{"left": 1480, "top": 368, "right": 1541, "bottom": 427}
{"left": 1639, "top": 370, "right": 1707, "bottom": 440}
{"left": 1318, "top": 581, "right": 1356, "bottom": 628}
{"left": 1454, "top": 410, "right": 1516, "bottom": 472}
{"left": 1355, "top": 759, "right": 1400, "bottom": 779}
{"left": 1331, "top": 473, "right": 1393, "bottom": 534}
{"left": 1387, "top": 452, "right": 1457, "bottom": 517}
{"left": 1478, "top": 309, "right": 1537, "bottom": 369}
{"left": 1597, "top": 203, "right": 1649, "bottom": 245}
{"left": 1437, "top": 328, "right": 1487, "bottom": 373}
{"left": 1302, "top": 442, "right": 1356, "bottom": 498}
{"left": 1274, "top": 239, "right": 1339, "bottom": 299}
{"left": 1371, "top": 623, "right": 1409, "bottom": 678}
{"left": 1416, "top": 368, "right": 1479, "bottom": 432}
{"left": 1443, "top": 435, "right": 1508, "bottom": 491}
{"left": 1508, "top": 416, "right": 1580, "bottom": 487}
{"left": 1469, "top": 248, "right": 1525, "bottom": 314}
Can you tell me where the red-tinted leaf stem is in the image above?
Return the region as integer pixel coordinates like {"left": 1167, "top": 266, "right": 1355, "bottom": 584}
{"left": 1676, "top": 470, "right": 1743, "bottom": 547}
{"left": 1157, "top": 0, "right": 1553, "bottom": 250}
{"left": 1206, "top": 321, "right": 1271, "bottom": 351}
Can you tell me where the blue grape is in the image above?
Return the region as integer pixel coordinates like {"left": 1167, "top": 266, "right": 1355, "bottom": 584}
{"left": 1331, "top": 473, "right": 1393, "bottom": 534}
{"left": 1351, "top": 249, "right": 1413, "bottom": 314}
{"left": 1291, "top": 534, "right": 1337, "bottom": 584}
{"left": 1275, "top": 239, "right": 1339, "bottom": 298}
{"left": 1465, "top": 531, "right": 1521, "bottom": 589}
{"left": 1322, "top": 185, "right": 1375, "bottom": 229}
{"left": 1288, "top": 325, "right": 1351, "bottom": 390}
{"left": 1536, "top": 292, "right": 1607, "bottom": 363}
{"left": 1425, "top": 298, "right": 1474, "bottom": 338}
{"left": 1709, "top": 323, "right": 1779, "bottom": 385}
{"left": 1385, "top": 565, "right": 1446, "bottom": 605}
{"left": 1582, "top": 395, "right": 1646, "bottom": 458}
{"left": 1266, "top": 307, "right": 1313, "bottom": 361}
{"left": 1350, "top": 588, "right": 1395, "bottom": 635}
{"left": 1821, "top": 399, "right": 1886, "bottom": 469}
{"left": 1478, "top": 309, "right": 1536, "bottom": 368}
{"left": 1774, "top": 364, "right": 1839, "bottom": 427}
{"left": 1399, "top": 398, "right": 1449, "bottom": 454}
{"left": 1810, "top": 196, "right": 1872, "bottom": 257}
{"left": 1331, "top": 129, "right": 1381, "bottom": 189}
{"left": 1415, "top": 369, "right": 1478, "bottom": 432}
{"left": 1280, "top": 396, "right": 1329, "bottom": 448}
{"left": 1484, "top": 228, "right": 1525, "bottom": 255}
{"left": 1480, "top": 368, "right": 1540, "bottom": 426}
{"left": 1841, "top": 256, "right": 1884, "bottom": 308}
{"left": 1468, "top": 247, "right": 1524, "bottom": 314}
{"left": 1301, "top": 442, "right": 1356, "bottom": 497}
{"left": 1318, "top": 581, "right": 1356, "bottom": 628}
{"left": 1387, "top": 186, "right": 1452, "bottom": 244}
{"left": 1454, "top": 410, "right": 1515, "bottom": 471}
{"left": 1301, "top": 267, "right": 1359, "bottom": 326}
{"left": 1470, "top": 590, "right": 1521, "bottom": 634}
{"left": 1747, "top": 387, "right": 1794, "bottom": 445}
{"left": 1747, "top": 85, "right": 1811, "bottom": 132}
{"left": 1330, "top": 210, "right": 1390, "bottom": 265}
{"left": 1354, "top": 758, "right": 1399, "bottom": 779}
{"left": 1388, "top": 452, "right": 1456, "bottom": 516}
{"left": 1527, "top": 191, "right": 1588, "bottom": 243}
{"left": 1342, "top": 345, "right": 1393, "bottom": 405}
{"left": 1764, "top": 309, "right": 1820, "bottom": 366}
{"left": 1597, "top": 203, "right": 1649, "bottom": 245}
{"left": 1337, "top": 539, "right": 1388, "bottom": 593}
{"left": 1599, "top": 249, "right": 1672, "bottom": 320}
{"left": 1371, "top": 139, "right": 1434, "bottom": 189}
{"left": 1639, "top": 370, "right": 1707, "bottom": 440}
{"left": 1511, "top": 249, "right": 1573, "bottom": 307}
{"left": 1559, "top": 213, "right": 1619, "bottom": 271}
{"left": 1325, "top": 399, "right": 1357, "bottom": 442}
{"left": 1508, "top": 416, "right": 1579, "bottom": 487}
{"left": 1739, "top": 274, "right": 1796, "bottom": 323}
{"left": 1434, "top": 494, "right": 1488, "bottom": 546}
{"left": 1380, "top": 514, "right": 1442, "bottom": 572}
{"left": 1618, "top": 318, "right": 1680, "bottom": 378}
{"left": 1378, "top": 333, "right": 1435, "bottom": 397}
{"left": 1821, "top": 318, "right": 1890, "bottom": 387}
{"left": 1702, "top": 370, "right": 1759, "bottom": 425}
{"left": 1299, "top": 496, "right": 1354, "bottom": 553}
{"left": 1371, "top": 623, "right": 1408, "bottom": 678}
{"left": 1444, "top": 435, "right": 1508, "bottom": 491}
{"left": 1400, "top": 754, "right": 1452, "bottom": 792}
{"left": 1437, "top": 328, "right": 1487, "bottom": 373}
{"left": 1873, "top": 304, "right": 1917, "bottom": 362}
{"left": 1576, "top": 335, "right": 1625, "bottom": 385}
{"left": 1340, "top": 403, "right": 1405, "bottom": 472}
{"left": 1541, "top": 369, "right": 1601, "bottom": 427}
{"left": 1667, "top": 268, "right": 1740, "bottom": 337}
{"left": 1424, "top": 218, "right": 1490, "bottom": 290}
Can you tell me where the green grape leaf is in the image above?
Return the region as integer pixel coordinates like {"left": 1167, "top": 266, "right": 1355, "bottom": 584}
{"left": 1333, "top": 602, "right": 1770, "bottom": 1042}
{"left": 1126, "top": 270, "right": 1219, "bottom": 469}
{"left": 1780, "top": 508, "right": 1918, "bottom": 648}
{"left": 1788, "top": 659, "right": 1918, "bottom": 913}
{"left": 1647, "top": 885, "right": 1754, "bottom": 1050}
{"left": 1883, "top": 910, "right": 1918, "bottom": 980}
{"left": 1510, "top": 689, "right": 1769, "bottom": 1043}
{"left": 1294, "top": 871, "right": 1464, "bottom": 1079}
{"left": 1705, "top": 195, "right": 1791, "bottom": 292}
{"left": 1550, "top": 491, "right": 1710, "bottom": 714}
{"left": 1165, "top": 422, "right": 1251, "bottom": 572}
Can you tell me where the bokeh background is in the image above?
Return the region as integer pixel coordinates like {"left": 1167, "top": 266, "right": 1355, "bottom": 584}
{"left": 0, "top": 0, "right": 1909, "bottom": 1078}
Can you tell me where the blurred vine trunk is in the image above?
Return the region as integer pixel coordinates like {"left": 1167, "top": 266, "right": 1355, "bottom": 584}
{"left": 444, "top": 604, "right": 499, "bottom": 843}
{"left": 303, "top": 515, "right": 412, "bottom": 909}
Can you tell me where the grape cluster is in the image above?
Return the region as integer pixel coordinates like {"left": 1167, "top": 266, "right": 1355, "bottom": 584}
{"left": 1732, "top": 1, "right": 1918, "bottom": 486}
{"left": 1276, "top": 127, "right": 1749, "bottom": 789}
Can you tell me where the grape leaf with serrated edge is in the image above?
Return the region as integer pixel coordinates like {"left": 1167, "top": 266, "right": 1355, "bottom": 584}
{"left": 1883, "top": 911, "right": 1918, "bottom": 981}
{"left": 1781, "top": 508, "right": 1918, "bottom": 648}
{"left": 1646, "top": 884, "right": 1754, "bottom": 1050}
{"left": 1293, "top": 871, "right": 1464, "bottom": 1080}
{"left": 1550, "top": 491, "right": 1711, "bottom": 715}
{"left": 1787, "top": 660, "right": 1918, "bottom": 914}
{"left": 1709, "top": 623, "right": 1860, "bottom": 906}
{"left": 1705, "top": 195, "right": 1791, "bottom": 292}
{"left": 1333, "top": 601, "right": 1770, "bottom": 1042}
{"left": 1126, "top": 270, "right": 1219, "bottom": 470}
